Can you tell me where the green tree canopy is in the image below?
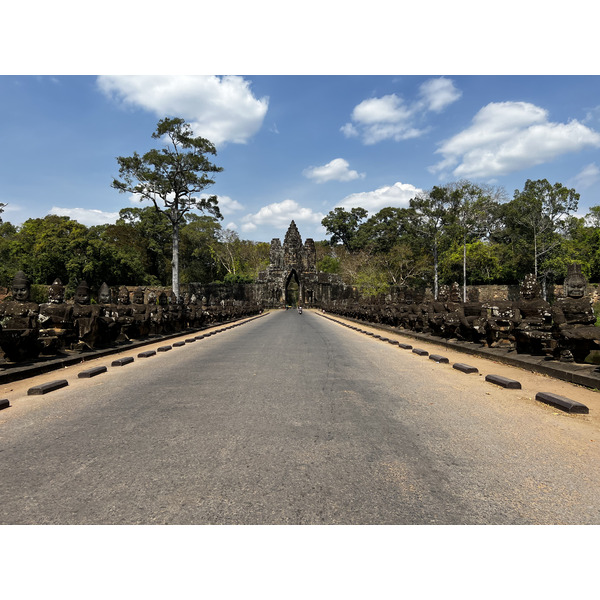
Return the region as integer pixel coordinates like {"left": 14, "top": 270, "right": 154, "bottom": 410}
{"left": 112, "top": 117, "right": 223, "bottom": 298}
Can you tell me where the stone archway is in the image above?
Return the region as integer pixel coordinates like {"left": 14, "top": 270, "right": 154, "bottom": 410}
{"left": 285, "top": 269, "right": 300, "bottom": 306}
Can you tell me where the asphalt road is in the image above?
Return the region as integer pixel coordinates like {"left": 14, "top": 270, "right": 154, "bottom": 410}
{"left": 2, "top": 309, "right": 600, "bottom": 524}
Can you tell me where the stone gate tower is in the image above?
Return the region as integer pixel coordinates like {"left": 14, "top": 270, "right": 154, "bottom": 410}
{"left": 256, "top": 220, "right": 351, "bottom": 307}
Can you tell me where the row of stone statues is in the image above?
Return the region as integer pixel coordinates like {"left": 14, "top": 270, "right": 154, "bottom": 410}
{"left": 0, "top": 273, "right": 261, "bottom": 362}
{"left": 323, "top": 264, "right": 600, "bottom": 364}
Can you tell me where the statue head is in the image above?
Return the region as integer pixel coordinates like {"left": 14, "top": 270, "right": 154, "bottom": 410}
{"left": 117, "top": 286, "right": 130, "bottom": 305}
{"left": 147, "top": 290, "right": 157, "bottom": 305}
{"left": 132, "top": 287, "right": 145, "bottom": 304}
{"left": 520, "top": 273, "right": 541, "bottom": 300}
{"left": 98, "top": 282, "right": 112, "bottom": 304}
{"left": 564, "top": 263, "right": 587, "bottom": 299}
{"left": 48, "top": 278, "right": 65, "bottom": 304}
{"left": 158, "top": 292, "right": 168, "bottom": 306}
{"left": 437, "top": 285, "right": 450, "bottom": 302}
{"left": 11, "top": 271, "right": 31, "bottom": 302}
{"left": 449, "top": 282, "right": 461, "bottom": 303}
{"left": 74, "top": 281, "right": 90, "bottom": 305}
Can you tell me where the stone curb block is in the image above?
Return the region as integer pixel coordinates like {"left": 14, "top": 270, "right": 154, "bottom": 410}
{"left": 429, "top": 354, "right": 449, "bottom": 363}
{"left": 453, "top": 363, "right": 479, "bottom": 374}
{"left": 485, "top": 374, "right": 521, "bottom": 389}
{"left": 28, "top": 380, "right": 69, "bottom": 395}
{"left": 535, "top": 392, "right": 589, "bottom": 414}
{"left": 412, "top": 348, "right": 429, "bottom": 356}
{"left": 78, "top": 366, "right": 108, "bottom": 378}
{"left": 173, "top": 341, "right": 186, "bottom": 347}
{"left": 398, "top": 343, "right": 413, "bottom": 350}
{"left": 389, "top": 340, "right": 399, "bottom": 345}
{"left": 111, "top": 357, "right": 135, "bottom": 367}
{"left": 185, "top": 339, "right": 196, "bottom": 343}
{"left": 0, "top": 399, "right": 10, "bottom": 410}
{"left": 138, "top": 350, "right": 156, "bottom": 358}
{"left": 157, "top": 346, "right": 172, "bottom": 352}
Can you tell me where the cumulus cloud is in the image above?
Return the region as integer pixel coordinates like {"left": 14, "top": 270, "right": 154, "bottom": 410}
{"left": 417, "top": 77, "right": 462, "bottom": 113}
{"left": 430, "top": 101, "right": 600, "bottom": 179}
{"left": 341, "top": 77, "right": 461, "bottom": 145}
{"left": 303, "top": 158, "right": 365, "bottom": 183}
{"left": 50, "top": 207, "right": 120, "bottom": 226}
{"left": 571, "top": 163, "right": 600, "bottom": 190}
{"left": 240, "top": 199, "right": 325, "bottom": 232}
{"left": 97, "top": 75, "right": 268, "bottom": 146}
{"left": 336, "top": 181, "right": 422, "bottom": 213}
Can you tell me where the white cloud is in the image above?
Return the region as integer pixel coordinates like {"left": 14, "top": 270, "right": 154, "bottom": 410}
{"left": 303, "top": 158, "right": 365, "bottom": 183}
{"left": 571, "top": 163, "right": 600, "bottom": 190}
{"left": 341, "top": 77, "right": 461, "bottom": 145}
{"left": 430, "top": 101, "right": 600, "bottom": 179}
{"left": 241, "top": 199, "right": 325, "bottom": 232}
{"left": 418, "top": 77, "right": 462, "bottom": 113}
{"left": 336, "top": 181, "right": 422, "bottom": 213}
{"left": 225, "top": 221, "right": 238, "bottom": 230}
{"left": 210, "top": 194, "right": 244, "bottom": 216}
{"left": 50, "top": 207, "right": 119, "bottom": 226}
{"left": 97, "top": 75, "right": 268, "bottom": 146}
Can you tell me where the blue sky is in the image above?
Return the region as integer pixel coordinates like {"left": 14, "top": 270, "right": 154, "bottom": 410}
{"left": 2, "top": 74, "right": 600, "bottom": 244}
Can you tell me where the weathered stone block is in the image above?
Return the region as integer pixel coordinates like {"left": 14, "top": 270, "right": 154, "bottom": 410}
{"left": 485, "top": 374, "right": 521, "bottom": 389}
{"left": 138, "top": 350, "right": 156, "bottom": 358}
{"left": 111, "top": 356, "right": 134, "bottom": 366}
{"left": 173, "top": 341, "right": 186, "bottom": 347}
{"left": 78, "top": 366, "right": 108, "bottom": 378}
{"left": 157, "top": 346, "right": 172, "bottom": 352}
{"left": 0, "top": 399, "right": 10, "bottom": 410}
{"left": 453, "top": 363, "right": 479, "bottom": 374}
{"left": 535, "top": 392, "right": 589, "bottom": 414}
{"left": 398, "top": 343, "right": 413, "bottom": 350}
{"left": 429, "top": 354, "right": 449, "bottom": 363}
{"left": 28, "top": 380, "right": 69, "bottom": 395}
{"left": 412, "top": 348, "right": 429, "bottom": 356}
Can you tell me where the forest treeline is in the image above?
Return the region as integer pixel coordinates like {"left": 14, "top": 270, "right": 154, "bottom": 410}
{"left": 0, "top": 206, "right": 270, "bottom": 297}
{"left": 318, "top": 178, "right": 600, "bottom": 300}
{"left": 1, "top": 178, "right": 600, "bottom": 300}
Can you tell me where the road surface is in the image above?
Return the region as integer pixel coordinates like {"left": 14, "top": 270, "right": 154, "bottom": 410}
{"left": 2, "top": 309, "right": 600, "bottom": 524}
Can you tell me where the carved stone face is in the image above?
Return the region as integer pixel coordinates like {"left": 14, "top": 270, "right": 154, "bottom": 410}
{"left": 132, "top": 290, "right": 145, "bottom": 304}
{"left": 12, "top": 284, "right": 29, "bottom": 302}
{"left": 118, "top": 287, "right": 130, "bottom": 305}
{"left": 449, "top": 284, "right": 461, "bottom": 303}
{"left": 158, "top": 293, "right": 168, "bottom": 306}
{"left": 74, "top": 285, "right": 90, "bottom": 305}
{"left": 11, "top": 272, "right": 30, "bottom": 302}
{"left": 566, "top": 276, "right": 586, "bottom": 299}
{"left": 98, "top": 287, "right": 111, "bottom": 304}
{"left": 437, "top": 286, "right": 449, "bottom": 302}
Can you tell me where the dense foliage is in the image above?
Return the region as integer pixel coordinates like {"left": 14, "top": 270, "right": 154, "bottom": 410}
{"left": 0, "top": 207, "right": 269, "bottom": 296}
{"left": 320, "top": 179, "right": 595, "bottom": 299}
{"left": 1, "top": 178, "right": 598, "bottom": 300}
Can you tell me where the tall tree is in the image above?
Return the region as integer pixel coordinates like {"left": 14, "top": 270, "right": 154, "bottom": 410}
{"left": 321, "top": 207, "right": 368, "bottom": 251}
{"left": 503, "top": 179, "right": 579, "bottom": 297}
{"left": 407, "top": 187, "right": 456, "bottom": 299}
{"left": 446, "top": 180, "right": 505, "bottom": 300}
{"left": 112, "top": 117, "right": 223, "bottom": 298}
